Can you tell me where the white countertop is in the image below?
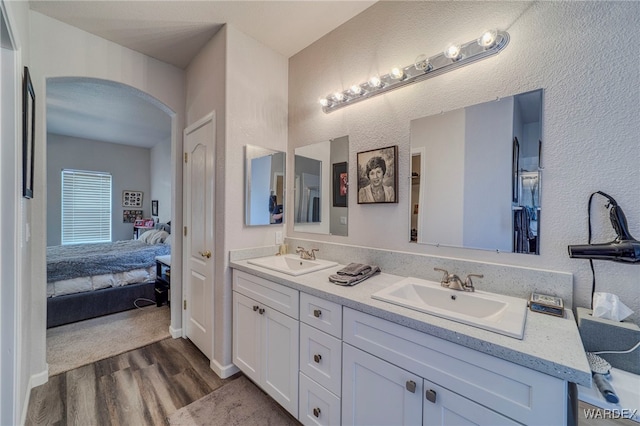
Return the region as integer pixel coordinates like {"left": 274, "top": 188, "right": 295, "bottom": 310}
{"left": 230, "top": 258, "right": 592, "bottom": 387}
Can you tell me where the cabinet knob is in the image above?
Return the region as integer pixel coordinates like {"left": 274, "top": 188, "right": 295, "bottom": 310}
{"left": 405, "top": 380, "right": 416, "bottom": 393}
{"left": 313, "top": 309, "right": 322, "bottom": 318}
{"left": 425, "top": 389, "right": 437, "bottom": 403}
{"left": 253, "top": 305, "right": 259, "bottom": 312}
{"left": 313, "top": 407, "right": 321, "bottom": 418}
{"left": 258, "top": 308, "right": 265, "bottom": 315}
{"left": 313, "top": 354, "right": 322, "bottom": 363}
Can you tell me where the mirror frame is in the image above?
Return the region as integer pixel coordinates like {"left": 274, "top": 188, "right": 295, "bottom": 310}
{"left": 244, "top": 145, "right": 285, "bottom": 226}
{"left": 294, "top": 135, "right": 349, "bottom": 236}
{"left": 409, "top": 89, "right": 543, "bottom": 254}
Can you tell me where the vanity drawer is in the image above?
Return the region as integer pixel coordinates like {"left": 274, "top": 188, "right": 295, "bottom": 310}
{"left": 300, "top": 292, "right": 342, "bottom": 338}
{"left": 300, "top": 323, "right": 342, "bottom": 396}
{"left": 233, "top": 270, "right": 298, "bottom": 319}
{"left": 343, "top": 308, "right": 566, "bottom": 425}
{"left": 299, "top": 372, "right": 341, "bottom": 426}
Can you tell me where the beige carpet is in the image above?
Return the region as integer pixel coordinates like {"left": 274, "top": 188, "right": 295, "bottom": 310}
{"left": 47, "top": 305, "right": 171, "bottom": 376}
{"left": 168, "top": 375, "right": 300, "bottom": 426}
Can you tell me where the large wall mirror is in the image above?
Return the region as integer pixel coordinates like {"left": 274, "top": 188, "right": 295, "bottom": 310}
{"left": 410, "top": 89, "right": 542, "bottom": 254}
{"left": 245, "top": 145, "right": 285, "bottom": 226}
{"left": 294, "top": 135, "right": 349, "bottom": 236}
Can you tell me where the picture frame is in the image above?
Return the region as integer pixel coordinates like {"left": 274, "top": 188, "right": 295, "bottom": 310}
{"left": 332, "top": 162, "right": 348, "bottom": 207}
{"left": 151, "top": 199, "right": 159, "bottom": 216}
{"left": 122, "top": 190, "right": 143, "bottom": 207}
{"left": 123, "top": 210, "right": 143, "bottom": 223}
{"left": 512, "top": 137, "right": 520, "bottom": 203}
{"left": 22, "top": 67, "right": 35, "bottom": 199}
{"left": 357, "top": 145, "right": 398, "bottom": 204}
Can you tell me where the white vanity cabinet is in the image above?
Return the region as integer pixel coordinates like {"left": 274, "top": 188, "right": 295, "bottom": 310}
{"left": 299, "top": 292, "right": 343, "bottom": 426}
{"left": 342, "top": 308, "right": 569, "bottom": 426}
{"left": 232, "top": 271, "right": 300, "bottom": 417}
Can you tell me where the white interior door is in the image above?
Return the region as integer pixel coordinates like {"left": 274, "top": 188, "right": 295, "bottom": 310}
{"left": 183, "top": 112, "right": 215, "bottom": 360}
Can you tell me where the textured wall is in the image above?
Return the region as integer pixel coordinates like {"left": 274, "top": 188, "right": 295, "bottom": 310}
{"left": 288, "top": 2, "right": 640, "bottom": 322}
{"left": 186, "top": 24, "right": 288, "bottom": 370}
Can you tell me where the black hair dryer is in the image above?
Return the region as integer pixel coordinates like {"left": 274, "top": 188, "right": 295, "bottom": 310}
{"left": 568, "top": 192, "right": 640, "bottom": 263}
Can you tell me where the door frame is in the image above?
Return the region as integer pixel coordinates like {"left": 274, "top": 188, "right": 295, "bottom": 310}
{"left": 182, "top": 111, "right": 216, "bottom": 360}
{"left": 0, "top": 2, "right": 22, "bottom": 424}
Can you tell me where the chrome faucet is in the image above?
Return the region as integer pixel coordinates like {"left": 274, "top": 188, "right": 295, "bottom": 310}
{"left": 434, "top": 268, "right": 483, "bottom": 292}
{"left": 296, "top": 246, "right": 318, "bottom": 260}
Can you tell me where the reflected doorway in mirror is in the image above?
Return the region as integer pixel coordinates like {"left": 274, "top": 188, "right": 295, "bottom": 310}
{"left": 357, "top": 145, "right": 398, "bottom": 204}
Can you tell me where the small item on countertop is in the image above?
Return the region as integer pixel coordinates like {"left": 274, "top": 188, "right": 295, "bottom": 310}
{"left": 278, "top": 244, "right": 288, "bottom": 256}
{"left": 336, "top": 263, "right": 373, "bottom": 276}
{"left": 592, "top": 292, "right": 633, "bottom": 322}
{"left": 528, "top": 292, "right": 564, "bottom": 317}
{"left": 586, "top": 351, "right": 620, "bottom": 403}
{"left": 586, "top": 352, "right": 611, "bottom": 374}
{"left": 592, "top": 373, "right": 620, "bottom": 404}
{"left": 329, "top": 264, "right": 380, "bottom": 286}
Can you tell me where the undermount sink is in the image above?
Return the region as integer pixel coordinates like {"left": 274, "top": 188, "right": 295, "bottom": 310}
{"left": 247, "top": 254, "right": 338, "bottom": 276}
{"left": 371, "top": 277, "right": 528, "bottom": 339}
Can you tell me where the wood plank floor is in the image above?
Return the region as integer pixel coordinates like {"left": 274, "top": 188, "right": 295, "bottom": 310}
{"left": 26, "top": 337, "right": 237, "bottom": 426}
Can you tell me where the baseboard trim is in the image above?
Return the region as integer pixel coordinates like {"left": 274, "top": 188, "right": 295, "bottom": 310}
{"left": 169, "top": 326, "right": 182, "bottom": 338}
{"left": 210, "top": 359, "right": 239, "bottom": 379}
{"left": 21, "top": 364, "right": 49, "bottom": 425}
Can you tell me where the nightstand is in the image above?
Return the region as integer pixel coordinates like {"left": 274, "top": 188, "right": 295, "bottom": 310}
{"left": 155, "top": 255, "right": 171, "bottom": 307}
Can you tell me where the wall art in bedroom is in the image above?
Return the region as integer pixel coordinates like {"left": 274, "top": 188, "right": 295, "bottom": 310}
{"left": 122, "top": 190, "right": 143, "bottom": 207}
{"left": 123, "top": 210, "right": 143, "bottom": 223}
{"left": 23, "top": 66, "right": 35, "bottom": 199}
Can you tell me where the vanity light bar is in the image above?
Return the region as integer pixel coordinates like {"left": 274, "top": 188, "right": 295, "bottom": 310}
{"left": 320, "top": 30, "right": 510, "bottom": 113}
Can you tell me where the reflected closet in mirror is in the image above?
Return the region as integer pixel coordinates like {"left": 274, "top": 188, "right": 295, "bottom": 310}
{"left": 410, "top": 89, "right": 542, "bottom": 254}
{"left": 245, "top": 145, "right": 285, "bottom": 226}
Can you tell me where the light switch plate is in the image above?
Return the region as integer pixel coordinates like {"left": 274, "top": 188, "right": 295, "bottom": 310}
{"left": 275, "top": 231, "right": 283, "bottom": 245}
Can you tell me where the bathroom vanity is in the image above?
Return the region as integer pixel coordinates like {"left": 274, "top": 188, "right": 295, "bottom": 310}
{"left": 230, "top": 253, "right": 591, "bottom": 425}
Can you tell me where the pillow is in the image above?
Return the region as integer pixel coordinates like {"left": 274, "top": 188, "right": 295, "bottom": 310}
{"left": 149, "top": 230, "right": 169, "bottom": 244}
{"left": 138, "top": 229, "right": 159, "bottom": 243}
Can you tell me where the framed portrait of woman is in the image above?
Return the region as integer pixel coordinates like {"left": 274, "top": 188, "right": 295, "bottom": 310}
{"left": 357, "top": 145, "right": 398, "bottom": 204}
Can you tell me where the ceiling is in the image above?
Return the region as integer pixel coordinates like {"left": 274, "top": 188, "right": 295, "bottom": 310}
{"left": 35, "top": 0, "right": 376, "bottom": 147}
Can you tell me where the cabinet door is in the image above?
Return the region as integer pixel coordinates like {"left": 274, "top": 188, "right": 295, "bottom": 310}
{"left": 342, "top": 343, "right": 422, "bottom": 426}
{"left": 262, "top": 305, "right": 300, "bottom": 418}
{"left": 232, "top": 291, "right": 261, "bottom": 384}
{"left": 423, "top": 379, "right": 520, "bottom": 426}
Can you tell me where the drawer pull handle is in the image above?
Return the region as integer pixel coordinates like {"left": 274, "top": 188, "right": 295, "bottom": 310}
{"left": 313, "top": 309, "right": 322, "bottom": 318}
{"left": 313, "top": 407, "right": 321, "bottom": 418}
{"left": 426, "top": 389, "right": 437, "bottom": 403}
{"left": 405, "top": 380, "right": 416, "bottom": 393}
{"left": 253, "top": 305, "right": 259, "bottom": 312}
{"left": 313, "top": 354, "right": 322, "bottom": 363}
{"left": 258, "top": 308, "right": 265, "bottom": 315}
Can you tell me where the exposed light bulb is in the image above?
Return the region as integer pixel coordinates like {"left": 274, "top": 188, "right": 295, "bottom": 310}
{"left": 414, "top": 54, "right": 431, "bottom": 72}
{"left": 390, "top": 67, "right": 405, "bottom": 80}
{"left": 350, "top": 84, "right": 363, "bottom": 95}
{"left": 368, "top": 76, "right": 382, "bottom": 88}
{"left": 444, "top": 44, "right": 461, "bottom": 60}
{"left": 478, "top": 29, "right": 497, "bottom": 48}
{"left": 319, "top": 98, "right": 329, "bottom": 107}
{"left": 333, "top": 92, "right": 345, "bottom": 102}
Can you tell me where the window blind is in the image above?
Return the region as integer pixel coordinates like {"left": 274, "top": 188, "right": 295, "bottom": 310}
{"left": 61, "top": 169, "right": 112, "bottom": 244}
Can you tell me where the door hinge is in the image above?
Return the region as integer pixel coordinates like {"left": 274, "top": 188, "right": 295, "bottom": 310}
{"left": 184, "top": 152, "right": 188, "bottom": 163}
{"left": 184, "top": 226, "right": 187, "bottom": 236}
{"left": 184, "top": 300, "right": 187, "bottom": 310}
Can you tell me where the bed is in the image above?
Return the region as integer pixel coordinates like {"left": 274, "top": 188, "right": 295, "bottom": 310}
{"left": 46, "top": 228, "right": 171, "bottom": 328}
